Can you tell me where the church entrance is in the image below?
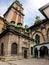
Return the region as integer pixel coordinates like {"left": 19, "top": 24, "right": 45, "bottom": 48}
{"left": 11, "top": 43, "right": 18, "bottom": 55}
{"left": 24, "top": 49, "right": 27, "bottom": 58}
{"left": 40, "top": 46, "right": 48, "bottom": 58}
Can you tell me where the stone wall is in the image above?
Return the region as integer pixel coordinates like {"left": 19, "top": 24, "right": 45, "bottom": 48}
{"left": 0, "top": 32, "right": 35, "bottom": 60}
{"left": 31, "top": 21, "right": 49, "bottom": 44}
{"left": 0, "top": 35, "right": 9, "bottom": 56}
{"left": 0, "top": 18, "right": 5, "bottom": 33}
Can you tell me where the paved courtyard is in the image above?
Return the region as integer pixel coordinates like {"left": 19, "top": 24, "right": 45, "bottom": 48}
{"left": 0, "top": 58, "right": 49, "bottom": 65}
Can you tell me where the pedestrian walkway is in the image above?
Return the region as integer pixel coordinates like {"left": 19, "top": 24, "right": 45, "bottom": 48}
{"left": 0, "top": 58, "right": 49, "bottom": 65}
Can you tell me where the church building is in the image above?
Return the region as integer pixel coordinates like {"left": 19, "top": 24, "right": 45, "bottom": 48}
{"left": 0, "top": 0, "right": 49, "bottom": 60}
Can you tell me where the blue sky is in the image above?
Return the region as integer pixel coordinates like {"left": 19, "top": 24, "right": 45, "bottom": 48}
{"left": 0, "top": 0, "right": 49, "bottom": 27}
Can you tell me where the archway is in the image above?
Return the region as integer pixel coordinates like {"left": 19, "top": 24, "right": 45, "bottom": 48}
{"left": 1, "top": 43, "right": 4, "bottom": 56}
{"left": 32, "top": 31, "right": 45, "bottom": 42}
{"left": 24, "top": 49, "right": 27, "bottom": 58}
{"left": 11, "top": 43, "right": 18, "bottom": 55}
{"left": 40, "top": 46, "right": 48, "bottom": 58}
{"left": 34, "top": 48, "right": 38, "bottom": 57}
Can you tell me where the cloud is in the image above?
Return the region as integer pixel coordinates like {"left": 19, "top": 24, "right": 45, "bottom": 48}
{"left": 0, "top": 6, "right": 8, "bottom": 17}
{"left": 22, "top": 0, "right": 49, "bottom": 26}
{"left": 0, "top": 0, "right": 49, "bottom": 26}
{"left": 0, "top": 0, "right": 14, "bottom": 17}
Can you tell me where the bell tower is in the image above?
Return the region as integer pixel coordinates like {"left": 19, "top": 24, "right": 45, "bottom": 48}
{"left": 4, "top": 0, "right": 24, "bottom": 25}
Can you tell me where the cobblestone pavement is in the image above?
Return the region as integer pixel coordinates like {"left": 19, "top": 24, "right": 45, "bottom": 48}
{"left": 0, "top": 58, "right": 49, "bottom": 65}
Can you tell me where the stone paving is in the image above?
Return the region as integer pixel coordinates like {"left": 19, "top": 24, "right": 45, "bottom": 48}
{"left": 0, "top": 58, "right": 49, "bottom": 65}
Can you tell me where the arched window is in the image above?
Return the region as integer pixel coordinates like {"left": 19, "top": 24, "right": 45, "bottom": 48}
{"left": 35, "top": 34, "right": 40, "bottom": 44}
{"left": 11, "top": 43, "right": 18, "bottom": 55}
{"left": 1, "top": 43, "right": 4, "bottom": 56}
{"left": 11, "top": 21, "right": 15, "bottom": 24}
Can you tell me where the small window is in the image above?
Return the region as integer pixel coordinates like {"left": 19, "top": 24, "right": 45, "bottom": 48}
{"left": 11, "top": 21, "right": 15, "bottom": 24}
{"left": 17, "top": 23, "right": 22, "bottom": 25}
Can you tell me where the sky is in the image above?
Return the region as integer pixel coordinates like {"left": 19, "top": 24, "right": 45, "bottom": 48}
{"left": 0, "top": 0, "right": 49, "bottom": 27}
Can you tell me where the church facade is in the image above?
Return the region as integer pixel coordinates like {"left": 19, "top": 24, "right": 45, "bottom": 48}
{"left": 0, "top": 0, "right": 49, "bottom": 60}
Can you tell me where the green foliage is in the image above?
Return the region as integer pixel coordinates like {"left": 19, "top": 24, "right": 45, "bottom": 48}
{"left": 15, "top": 0, "right": 19, "bottom": 3}
{"left": 34, "top": 16, "right": 42, "bottom": 25}
{"left": 16, "top": 24, "right": 23, "bottom": 28}
{"left": 8, "top": 23, "right": 30, "bottom": 34}
{"left": 15, "top": 0, "right": 22, "bottom": 6}
{"left": 24, "top": 28, "right": 30, "bottom": 34}
{"left": 8, "top": 23, "right": 23, "bottom": 29}
{"left": 8, "top": 23, "right": 15, "bottom": 27}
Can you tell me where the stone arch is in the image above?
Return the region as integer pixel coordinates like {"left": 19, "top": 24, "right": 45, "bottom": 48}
{"left": 40, "top": 46, "right": 48, "bottom": 58}
{"left": 32, "top": 31, "right": 45, "bottom": 43}
{"left": 11, "top": 43, "right": 18, "bottom": 55}
{"left": 1, "top": 43, "right": 4, "bottom": 56}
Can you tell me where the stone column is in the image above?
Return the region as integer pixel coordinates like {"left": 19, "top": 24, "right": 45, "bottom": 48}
{"left": 18, "top": 36, "right": 20, "bottom": 55}
{"left": 18, "top": 36, "right": 22, "bottom": 59}
{"left": 38, "top": 50, "right": 40, "bottom": 58}
{"left": 7, "top": 35, "right": 12, "bottom": 57}
{"left": 33, "top": 48, "right": 35, "bottom": 57}
{"left": 7, "top": 43, "right": 11, "bottom": 56}
{"left": 0, "top": 43, "right": 1, "bottom": 55}
{"left": 48, "top": 49, "right": 49, "bottom": 59}
{"left": 28, "top": 40, "right": 31, "bottom": 58}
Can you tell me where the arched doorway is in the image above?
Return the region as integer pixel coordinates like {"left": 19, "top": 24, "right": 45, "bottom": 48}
{"left": 11, "top": 43, "right": 18, "bottom": 55}
{"left": 40, "top": 46, "right": 48, "bottom": 58}
{"left": 24, "top": 49, "right": 27, "bottom": 58}
{"left": 1, "top": 43, "right": 4, "bottom": 56}
{"left": 34, "top": 48, "right": 38, "bottom": 57}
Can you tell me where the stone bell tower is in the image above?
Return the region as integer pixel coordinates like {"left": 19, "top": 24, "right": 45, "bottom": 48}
{"left": 4, "top": 0, "right": 24, "bottom": 25}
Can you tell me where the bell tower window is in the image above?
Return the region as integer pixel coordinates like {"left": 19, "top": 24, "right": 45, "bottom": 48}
{"left": 11, "top": 21, "right": 15, "bottom": 24}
